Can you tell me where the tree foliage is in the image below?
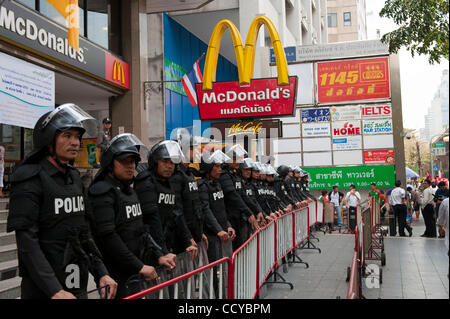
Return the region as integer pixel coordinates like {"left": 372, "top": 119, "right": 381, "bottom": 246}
{"left": 380, "top": 0, "right": 449, "bottom": 64}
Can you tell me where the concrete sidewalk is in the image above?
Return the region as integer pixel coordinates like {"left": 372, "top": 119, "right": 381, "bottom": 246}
{"left": 262, "top": 214, "right": 449, "bottom": 299}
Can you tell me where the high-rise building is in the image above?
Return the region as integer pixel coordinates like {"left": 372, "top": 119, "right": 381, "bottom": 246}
{"left": 421, "top": 69, "right": 449, "bottom": 142}
{"left": 327, "top": 0, "right": 367, "bottom": 43}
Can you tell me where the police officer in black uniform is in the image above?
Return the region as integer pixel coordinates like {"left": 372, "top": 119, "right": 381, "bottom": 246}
{"left": 198, "top": 150, "right": 235, "bottom": 262}
{"left": 7, "top": 104, "right": 117, "bottom": 299}
{"left": 274, "top": 165, "right": 297, "bottom": 213}
{"left": 238, "top": 159, "right": 268, "bottom": 231}
{"left": 251, "top": 162, "right": 280, "bottom": 220}
{"left": 221, "top": 145, "right": 259, "bottom": 249}
{"left": 134, "top": 141, "right": 197, "bottom": 269}
{"left": 88, "top": 133, "right": 174, "bottom": 298}
{"left": 294, "top": 167, "right": 314, "bottom": 204}
{"left": 299, "top": 170, "right": 317, "bottom": 200}
{"left": 262, "top": 164, "right": 286, "bottom": 215}
{"left": 170, "top": 135, "right": 209, "bottom": 265}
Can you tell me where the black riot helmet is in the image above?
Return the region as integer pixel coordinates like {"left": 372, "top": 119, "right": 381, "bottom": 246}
{"left": 100, "top": 133, "right": 147, "bottom": 169}
{"left": 239, "top": 158, "right": 254, "bottom": 170}
{"left": 277, "top": 165, "right": 290, "bottom": 177}
{"left": 294, "top": 166, "right": 302, "bottom": 174}
{"left": 24, "top": 103, "right": 97, "bottom": 164}
{"left": 102, "top": 117, "right": 112, "bottom": 124}
{"left": 199, "top": 150, "right": 231, "bottom": 176}
{"left": 148, "top": 140, "right": 186, "bottom": 170}
{"left": 223, "top": 144, "right": 248, "bottom": 162}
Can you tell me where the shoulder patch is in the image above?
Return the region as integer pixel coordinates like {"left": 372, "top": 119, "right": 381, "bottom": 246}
{"left": 10, "top": 164, "right": 41, "bottom": 183}
{"left": 89, "top": 180, "right": 115, "bottom": 196}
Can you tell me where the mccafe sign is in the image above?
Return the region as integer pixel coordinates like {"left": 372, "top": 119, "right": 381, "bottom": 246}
{"left": 212, "top": 119, "right": 281, "bottom": 139}
{"left": 197, "top": 16, "right": 297, "bottom": 120}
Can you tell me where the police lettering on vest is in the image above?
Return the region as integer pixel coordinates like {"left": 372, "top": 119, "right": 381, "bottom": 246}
{"left": 125, "top": 203, "right": 143, "bottom": 219}
{"left": 235, "top": 181, "right": 242, "bottom": 190}
{"left": 158, "top": 193, "right": 175, "bottom": 205}
{"left": 188, "top": 181, "right": 198, "bottom": 192}
{"left": 213, "top": 190, "right": 224, "bottom": 201}
{"left": 54, "top": 196, "right": 85, "bottom": 215}
{"left": 246, "top": 189, "right": 253, "bottom": 196}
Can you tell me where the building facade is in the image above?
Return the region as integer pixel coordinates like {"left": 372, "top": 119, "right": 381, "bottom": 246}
{"left": 327, "top": 0, "right": 367, "bottom": 43}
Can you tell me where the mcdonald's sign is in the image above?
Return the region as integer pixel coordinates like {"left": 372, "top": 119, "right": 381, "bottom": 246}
{"left": 196, "top": 16, "right": 297, "bottom": 120}
{"left": 105, "top": 52, "right": 130, "bottom": 89}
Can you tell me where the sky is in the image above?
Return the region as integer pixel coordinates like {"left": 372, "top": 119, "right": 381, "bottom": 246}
{"left": 365, "top": 0, "right": 449, "bottom": 130}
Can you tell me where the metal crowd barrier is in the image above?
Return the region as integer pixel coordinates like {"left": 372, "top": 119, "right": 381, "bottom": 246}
{"left": 346, "top": 223, "right": 364, "bottom": 299}
{"left": 308, "top": 200, "right": 317, "bottom": 227}
{"left": 316, "top": 200, "right": 324, "bottom": 224}
{"left": 125, "top": 203, "right": 317, "bottom": 299}
{"left": 364, "top": 198, "right": 386, "bottom": 265}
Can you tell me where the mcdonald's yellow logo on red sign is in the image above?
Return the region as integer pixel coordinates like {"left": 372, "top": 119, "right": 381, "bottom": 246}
{"left": 105, "top": 52, "right": 130, "bottom": 89}
{"left": 196, "top": 16, "right": 297, "bottom": 120}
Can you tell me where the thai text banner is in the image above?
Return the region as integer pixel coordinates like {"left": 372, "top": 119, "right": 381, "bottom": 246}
{"left": 317, "top": 57, "right": 390, "bottom": 103}
{"left": 303, "top": 165, "right": 395, "bottom": 189}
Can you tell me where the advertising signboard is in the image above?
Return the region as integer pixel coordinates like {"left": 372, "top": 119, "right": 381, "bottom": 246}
{"left": 330, "top": 105, "right": 361, "bottom": 121}
{"left": 0, "top": 51, "right": 54, "bottom": 129}
{"left": 362, "top": 104, "right": 392, "bottom": 118}
{"left": 301, "top": 108, "right": 330, "bottom": 123}
{"left": 302, "top": 123, "right": 330, "bottom": 137}
{"left": 317, "top": 57, "right": 390, "bottom": 103}
{"left": 304, "top": 165, "right": 395, "bottom": 189}
{"left": 332, "top": 136, "right": 362, "bottom": 150}
{"left": 364, "top": 149, "right": 395, "bottom": 164}
{"left": 363, "top": 119, "right": 393, "bottom": 135}
{"left": 197, "top": 76, "right": 297, "bottom": 120}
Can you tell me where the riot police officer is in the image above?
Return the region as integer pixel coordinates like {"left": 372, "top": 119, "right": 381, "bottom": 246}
{"left": 262, "top": 164, "right": 285, "bottom": 215}
{"left": 274, "top": 165, "right": 297, "bottom": 212}
{"left": 170, "top": 136, "right": 209, "bottom": 265}
{"left": 250, "top": 162, "right": 279, "bottom": 220}
{"left": 134, "top": 141, "right": 197, "bottom": 267}
{"left": 294, "top": 167, "right": 314, "bottom": 204}
{"left": 221, "top": 145, "right": 259, "bottom": 249}
{"left": 299, "top": 170, "right": 317, "bottom": 200}
{"left": 7, "top": 103, "right": 117, "bottom": 299}
{"left": 88, "top": 133, "right": 174, "bottom": 298}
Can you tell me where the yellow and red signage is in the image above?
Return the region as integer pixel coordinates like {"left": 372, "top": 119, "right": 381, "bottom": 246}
{"left": 317, "top": 57, "right": 390, "bottom": 103}
{"left": 197, "top": 16, "right": 297, "bottom": 120}
{"left": 105, "top": 52, "right": 130, "bottom": 89}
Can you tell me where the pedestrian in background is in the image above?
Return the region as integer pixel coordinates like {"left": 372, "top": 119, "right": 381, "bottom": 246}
{"left": 436, "top": 197, "right": 449, "bottom": 278}
{"left": 328, "top": 186, "right": 343, "bottom": 227}
{"left": 344, "top": 185, "right": 361, "bottom": 232}
{"left": 407, "top": 186, "right": 421, "bottom": 221}
{"left": 420, "top": 179, "right": 437, "bottom": 238}
{"left": 368, "top": 182, "right": 381, "bottom": 206}
{"left": 390, "top": 180, "right": 413, "bottom": 237}
{"left": 97, "top": 117, "right": 112, "bottom": 156}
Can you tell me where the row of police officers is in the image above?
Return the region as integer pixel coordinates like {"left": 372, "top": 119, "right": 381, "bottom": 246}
{"left": 7, "top": 104, "right": 316, "bottom": 299}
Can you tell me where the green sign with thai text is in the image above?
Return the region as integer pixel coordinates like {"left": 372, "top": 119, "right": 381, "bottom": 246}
{"left": 303, "top": 165, "right": 395, "bottom": 190}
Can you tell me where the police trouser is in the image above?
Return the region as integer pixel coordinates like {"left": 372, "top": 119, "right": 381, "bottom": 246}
{"left": 205, "top": 234, "right": 229, "bottom": 298}
{"left": 423, "top": 204, "right": 437, "bottom": 237}
{"left": 20, "top": 276, "right": 88, "bottom": 299}
{"left": 229, "top": 216, "right": 245, "bottom": 251}
{"left": 348, "top": 206, "right": 357, "bottom": 232}
{"left": 393, "top": 204, "right": 411, "bottom": 236}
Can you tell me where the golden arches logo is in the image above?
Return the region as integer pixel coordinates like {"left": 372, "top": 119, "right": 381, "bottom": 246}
{"left": 202, "top": 15, "right": 289, "bottom": 91}
{"left": 113, "top": 61, "right": 125, "bottom": 85}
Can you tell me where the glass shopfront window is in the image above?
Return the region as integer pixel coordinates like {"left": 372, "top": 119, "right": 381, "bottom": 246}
{"left": 87, "top": 0, "right": 109, "bottom": 49}
{"left": 16, "top": 0, "right": 36, "bottom": 10}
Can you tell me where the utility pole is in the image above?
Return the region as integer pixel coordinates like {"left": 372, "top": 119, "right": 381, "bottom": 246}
{"left": 416, "top": 140, "right": 422, "bottom": 176}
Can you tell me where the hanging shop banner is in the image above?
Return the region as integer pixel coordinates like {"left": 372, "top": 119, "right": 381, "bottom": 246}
{"left": 0, "top": 52, "right": 54, "bottom": 129}
{"left": 332, "top": 136, "right": 362, "bottom": 150}
{"left": 164, "top": 57, "right": 187, "bottom": 96}
{"left": 363, "top": 119, "right": 393, "bottom": 135}
{"left": 362, "top": 104, "right": 392, "bottom": 118}
{"left": 303, "top": 165, "right": 395, "bottom": 189}
{"left": 197, "top": 76, "right": 297, "bottom": 120}
{"left": 301, "top": 108, "right": 330, "bottom": 123}
{"left": 364, "top": 149, "right": 395, "bottom": 164}
{"left": 302, "top": 122, "right": 330, "bottom": 137}
{"left": 317, "top": 57, "right": 390, "bottom": 104}
{"left": 330, "top": 105, "right": 361, "bottom": 121}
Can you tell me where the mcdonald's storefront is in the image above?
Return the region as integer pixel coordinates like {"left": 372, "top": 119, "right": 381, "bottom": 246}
{"left": 0, "top": 0, "right": 133, "bottom": 191}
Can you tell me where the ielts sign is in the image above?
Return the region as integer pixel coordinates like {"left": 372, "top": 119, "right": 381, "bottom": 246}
{"left": 362, "top": 104, "right": 392, "bottom": 118}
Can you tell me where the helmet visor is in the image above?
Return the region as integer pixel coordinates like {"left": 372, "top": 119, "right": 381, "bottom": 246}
{"left": 153, "top": 140, "right": 187, "bottom": 164}
{"left": 240, "top": 158, "right": 254, "bottom": 170}
{"left": 42, "top": 103, "right": 98, "bottom": 137}
{"left": 252, "top": 162, "right": 263, "bottom": 172}
{"left": 224, "top": 144, "right": 247, "bottom": 162}
{"left": 204, "top": 150, "right": 231, "bottom": 164}
{"left": 107, "top": 133, "right": 148, "bottom": 162}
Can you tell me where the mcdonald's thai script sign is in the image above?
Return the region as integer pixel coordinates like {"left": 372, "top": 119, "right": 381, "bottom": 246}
{"left": 105, "top": 52, "right": 130, "bottom": 89}
{"left": 317, "top": 57, "right": 390, "bottom": 104}
{"left": 196, "top": 16, "right": 297, "bottom": 120}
